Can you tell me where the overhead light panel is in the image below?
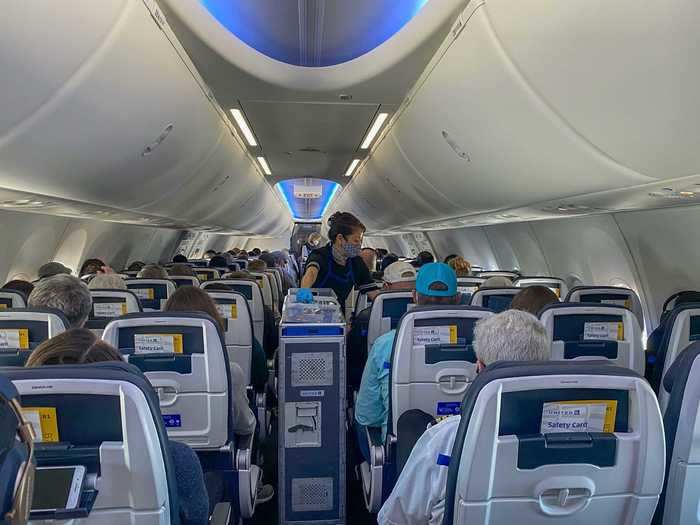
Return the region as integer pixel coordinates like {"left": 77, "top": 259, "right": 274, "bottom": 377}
{"left": 361, "top": 112, "right": 389, "bottom": 149}
{"left": 257, "top": 156, "right": 272, "bottom": 175}
{"left": 345, "top": 159, "right": 360, "bottom": 177}
{"left": 230, "top": 109, "right": 258, "bottom": 147}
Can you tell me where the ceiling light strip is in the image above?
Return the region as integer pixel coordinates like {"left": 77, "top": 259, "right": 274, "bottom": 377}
{"left": 230, "top": 109, "right": 258, "bottom": 147}
{"left": 345, "top": 159, "right": 360, "bottom": 177}
{"left": 257, "top": 156, "right": 272, "bottom": 175}
{"left": 360, "top": 112, "right": 389, "bottom": 149}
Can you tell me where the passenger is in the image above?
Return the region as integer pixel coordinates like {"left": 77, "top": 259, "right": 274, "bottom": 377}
{"left": 355, "top": 262, "right": 457, "bottom": 456}
{"left": 221, "top": 270, "right": 252, "bottom": 280}
{"left": 380, "top": 253, "right": 400, "bottom": 273}
{"left": 28, "top": 275, "right": 92, "bottom": 328}
{"left": 360, "top": 248, "right": 378, "bottom": 273}
{"left": 25, "top": 328, "right": 123, "bottom": 366}
{"left": 247, "top": 259, "right": 267, "bottom": 272}
{"left": 187, "top": 283, "right": 268, "bottom": 393}
{"left": 37, "top": 261, "right": 72, "bottom": 280}
{"left": 347, "top": 261, "right": 417, "bottom": 390}
{"left": 203, "top": 250, "right": 217, "bottom": 260}
{"left": 173, "top": 254, "right": 188, "bottom": 263}
{"left": 300, "top": 212, "right": 378, "bottom": 310}
{"left": 24, "top": 328, "right": 210, "bottom": 525}
{"left": 511, "top": 285, "right": 559, "bottom": 315}
{"left": 447, "top": 256, "right": 471, "bottom": 277}
{"left": 137, "top": 264, "right": 168, "bottom": 279}
{"left": 412, "top": 251, "right": 435, "bottom": 268}
{"left": 208, "top": 255, "right": 228, "bottom": 269}
{"left": 88, "top": 273, "right": 127, "bottom": 290}
{"left": 78, "top": 258, "right": 106, "bottom": 277}
{"left": 271, "top": 251, "right": 296, "bottom": 292}
{"left": 164, "top": 287, "right": 257, "bottom": 435}
{"left": 251, "top": 248, "right": 262, "bottom": 257}
{"left": 443, "top": 254, "right": 459, "bottom": 265}
{"left": 480, "top": 276, "right": 513, "bottom": 288}
{"left": 258, "top": 252, "right": 275, "bottom": 268}
{"left": 169, "top": 263, "right": 196, "bottom": 277}
{"left": 126, "top": 261, "right": 146, "bottom": 272}
{"left": 378, "top": 310, "right": 550, "bottom": 525}
{"left": 2, "top": 279, "right": 34, "bottom": 297}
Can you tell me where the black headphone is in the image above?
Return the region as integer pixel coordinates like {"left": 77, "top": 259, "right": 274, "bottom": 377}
{"left": 0, "top": 376, "right": 34, "bottom": 525}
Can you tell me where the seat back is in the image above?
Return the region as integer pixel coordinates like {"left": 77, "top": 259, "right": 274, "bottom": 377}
{"left": 202, "top": 280, "right": 265, "bottom": 346}
{"left": 263, "top": 270, "right": 281, "bottom": 310}
{"left": 539, "top": 303, "right": 644, "bottom": 375}
{"left": 2, "top": 362, "right": 180, "bottom": 525}
{"left": 650, "top": 303, "right": 700, "bottom": 413}
{"left": 102, "top": 313, "right": 233, "bottom": 449}
{"left": 443, "top": 361, "right": 664, "bottom": 525}
{"left": 205, "top": 290, "right": 254, "bottom": 383}
{"left": 248, "top": 273, "right": 274, "bottom": 312}
{"left": 389, "top": 306, "right": 493, "bottom": 472}
{"left": 656, "top": 342, "right": 700, "bottom": 525}
{"left": 125, "top": 279, "right": 176, "bottom": 311}
{"left": 352, "top": 288, "right": 377, "bottom": 319}
{"left": 188, "top": 259, "right": 209, "bottom": 268}
{"left": 169, "top": 276, "right": 200, "bottom": 288}
{"left": 456, "top": 277, "right": 486, "bottom": 302}
{"left": 514, "top": 276, "right": 568, "bottom": 299}
{"left": 469, "top": 287, "right": 520, "bottom": 313}
{"left": 87, "top": 289, "right": 142, "bottom": 335}
{"left": 0, "top": 290, "right": 27, "bottom": 309}
{"left": 120, "top": 270, "right": 140, "bottom": 278}
{"left": 193, "top": 268, "right": 220, "bottom": 283}
{"left": 0, "top": 308, "right": 69, "bottom": 366}
{"left": 475, "top": 270, "right": 520, "bottom": 279}
{"left": 233, "top": 259, "right": 248, "bottom": 270}
{"left": 367, "top": 291, "right": 415, "bottom": 349}
{"left": 566, "top": 286, "right": 644, "bottom": 329}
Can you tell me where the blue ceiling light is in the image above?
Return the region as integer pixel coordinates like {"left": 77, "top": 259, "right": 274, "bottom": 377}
{"left": 275, "top": 179, "right": 340, "bottom": 220}
{"left": 200, "top": 0, "right": 431, "bottom": 67}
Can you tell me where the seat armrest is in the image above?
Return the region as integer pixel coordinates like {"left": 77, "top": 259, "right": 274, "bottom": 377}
{"left": 209, "top": 502, "right": 231, "bottom": 525}
{"left": 361, "top": 426, "right": 386, "bottom": 513}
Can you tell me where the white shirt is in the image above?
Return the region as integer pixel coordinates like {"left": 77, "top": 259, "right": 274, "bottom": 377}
{"left": 378, "top": 415, "right": 461, "bottom": 525}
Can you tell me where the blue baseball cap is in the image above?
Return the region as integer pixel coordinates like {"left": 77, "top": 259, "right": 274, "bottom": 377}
{"left": 416, "top": 262, "right": 457, "bottom": 297}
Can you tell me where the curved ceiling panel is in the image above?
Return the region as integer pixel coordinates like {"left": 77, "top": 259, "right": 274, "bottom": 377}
{"left": 0, "top": 0, "right": 291, "bottom": 236}
{"left": 201, "top": 0, "right": 430, "bottom": 67}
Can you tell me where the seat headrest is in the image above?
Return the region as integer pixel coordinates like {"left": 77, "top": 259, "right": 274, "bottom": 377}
{"left": 0, "top": 307, "right": 70, "bottom": 327}
{"left": 663, "top": 341, "right": 700, "bottom": 394}
{"left": 538, "top": 301, "right": 630, "bottom": 316}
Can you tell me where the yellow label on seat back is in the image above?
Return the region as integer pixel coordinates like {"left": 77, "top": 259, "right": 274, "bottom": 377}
{"left": 21, "top": 407, "right": 59, "bottom": 443}
{"left": 216, "top": 303, "right": 238, "bottom": 319}
{"left": 0, "top": 328, "right": 29, "bottom": 350}
{"left": 0, "top": 304, "right": 7, "bottom": 310}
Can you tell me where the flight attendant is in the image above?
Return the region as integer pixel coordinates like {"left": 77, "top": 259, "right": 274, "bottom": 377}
{"left": 300, "top": 212, "right": 378, "bottom": 309}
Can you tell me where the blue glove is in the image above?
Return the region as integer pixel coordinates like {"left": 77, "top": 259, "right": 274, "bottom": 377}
{"left": 296, "top": 288, "right": 314, "bottom": 304}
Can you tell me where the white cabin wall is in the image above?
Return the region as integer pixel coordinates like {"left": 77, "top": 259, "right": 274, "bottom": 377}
{"left": 0, "top": 209, "right": 180, "bottom": 282}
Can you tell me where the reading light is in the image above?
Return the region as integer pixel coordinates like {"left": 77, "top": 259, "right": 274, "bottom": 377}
{"left": 345, "top": 159, "right": 360, "bottom": 177}
{"left": 360, "top": 112, "right": 389, "bottom": 149}
{"left": 230, "top": 109, "right": 258, "bottom": 147}
{"left": 257, "top": 156, "right": 272, "bottom": 175}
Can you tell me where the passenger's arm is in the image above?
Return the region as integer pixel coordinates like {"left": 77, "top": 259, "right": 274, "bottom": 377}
{"left": 229, "top": 362, "right": 257, "bottom": 435}
{"left": 300, "top": 266, "right": 318, "bottom": 288}
{"left": 354, "top": 345, "right": 387, "bottom": 429}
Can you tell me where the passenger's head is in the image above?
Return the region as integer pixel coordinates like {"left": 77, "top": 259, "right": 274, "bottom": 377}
{"left": 327, "top": 212, "right": 365, "bottom": 256}
{"left": 88, "top": 273, "right": 127, "bottom": 290}
{"left": 79, "top": 258, "right": 106, "bottom": 277}
{"left": 380, "top": 253, "right": 400, "bottom": 272}
{"left": 25, "top": 328, "right": 123, "bottom": 367}
{"left": 443, "top": 254, "right": 459, "bottom": 265}
{"left": 307, "top": 232, "right": 322, "bottom": 248}
{"left": 168, "top": 263, "right": 195, "bottom": 277}
{"left": 511, "top": 286, "right": 560, "bottom": 316}
{"left": 37, "top": 261, "right": 71, "bottom": 280}
{"left": 247, "top": 259, "right": 267, "bottom": 272}
{"left": 204, "top": 250, "right": 217, "bottom": 260}
{"left": 375, "top": 248, "right": 388, "bottom": 259}
{"left": 360, "top": 248, "right": 377, "bottom": 272}
{"left": 382, "top": 262, "right": 417, "bottom": 291}
{"left": 447, "top": 256, "right": 472, "bottom": 277}
{"left": 164, "top": 286, "right": 224, "bottom": 332}
{"left": 413, "top": 251, "right": 435, "bottom": 268}
{"left": 137, "top": 264, "right": 168, "bottom": 279}
{"left": 473, "top": 310, "right": 549, "bottom": 371}
{"left": 258, "top": 252, "right": 276, "bottom": 268}
{"left": 271, "top": 251, "right": 287, "bottom": 268}
{"left": 251, "top": 248, "right": 262, "bottom": 257}
{"left": 2, "top": 279, "right": 34, "bottom": 297}
{"left": 209, "top": 255, "right": 228, "bottom": 269}
{"left": 28, "top": 275, "right": 92, "bottom": 328}
{"left": 172, "top": 254, "right": 188, "bottom": 263}
{"left": 481, "top": 276, "right": 513, "bottom": 288}
{"left": 127, "top": 261, "right": 146, "bottom": 272}
{"left": 414, "top": 262, "right": 459, "bottom": 306}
